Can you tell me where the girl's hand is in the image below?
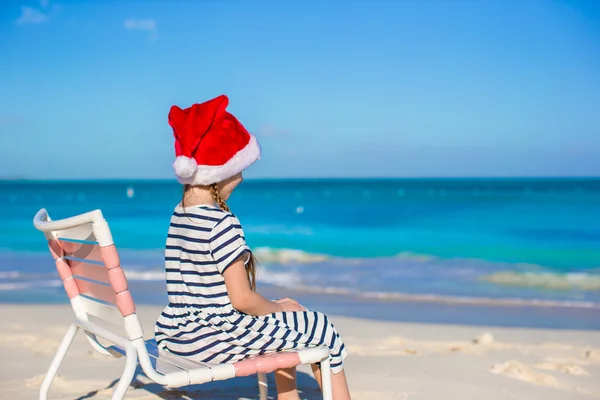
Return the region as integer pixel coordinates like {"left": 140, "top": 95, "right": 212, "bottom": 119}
{"left": 274, "top": 297, "right": 300, "bottom": 305}
{"left": 275, "top": 298, "right": 306, "bottom": 312}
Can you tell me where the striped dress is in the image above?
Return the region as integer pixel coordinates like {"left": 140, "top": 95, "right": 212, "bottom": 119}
{"left": 155, "top": 204, "right": 348, "bottom": 373}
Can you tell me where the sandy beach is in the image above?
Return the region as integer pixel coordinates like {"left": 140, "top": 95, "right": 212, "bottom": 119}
{"left": 0, "top": 304, "right": 598, "bottom": 400}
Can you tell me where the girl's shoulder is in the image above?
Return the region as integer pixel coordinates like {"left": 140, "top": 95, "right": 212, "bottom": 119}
{"left": 172, "top": 204, "right": 241, "bottom": 229}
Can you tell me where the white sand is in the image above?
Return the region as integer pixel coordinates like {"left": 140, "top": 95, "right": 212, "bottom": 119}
{"left": 0, "top": 304, "right": 599, "bottom": 400}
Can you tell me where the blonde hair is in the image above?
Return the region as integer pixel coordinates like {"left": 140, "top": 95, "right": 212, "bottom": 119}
{"left": 182, "top": 184, "right": 257, "bottom": 291}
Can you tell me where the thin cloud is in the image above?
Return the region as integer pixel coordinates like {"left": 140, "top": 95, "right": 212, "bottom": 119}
{"left": 15, "top": 0, "right": 55, "bottom": 26}
{"left": 124, "top": 18, "right": 156, "bottom": 31}
{"left": 124, "top": 18, "right": 158, "bottom": 40}
{"left": 15, "top": 6, "right": 49, "bottom": 25}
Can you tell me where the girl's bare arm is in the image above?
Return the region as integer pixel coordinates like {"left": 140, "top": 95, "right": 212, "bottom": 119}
{"left": 223, "top": 257, "right": 302, "bottom": 315}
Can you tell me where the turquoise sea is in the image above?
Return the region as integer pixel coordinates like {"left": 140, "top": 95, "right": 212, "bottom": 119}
{"left": 1, "top": 178, "right": 599, "bottom": 329}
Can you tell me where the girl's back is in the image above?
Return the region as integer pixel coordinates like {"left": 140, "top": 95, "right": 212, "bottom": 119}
{"left": 163, "top": 204, "right": 249, "bottom": 310}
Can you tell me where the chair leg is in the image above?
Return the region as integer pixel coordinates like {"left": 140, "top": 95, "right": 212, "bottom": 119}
{"left": 110, "top": 344, "right": 138, "bottom": 400}
{"left": 320, "top": 358, "right": 333, "bottom": 400}
{"left": 39, "top": 323, "right": 79, "bottom": 400}
{"left": 257, "top": 372, "right": 268, "bottom": 400}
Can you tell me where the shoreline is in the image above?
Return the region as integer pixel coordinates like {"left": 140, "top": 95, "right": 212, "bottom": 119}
{"left": 260, "top": 283, "right": 600, "bottom": 309}
{"left": 2, "top": 282, "right": 600, "bottom": 331}
{"left": 1, "top": 304, "right": 599, "bottom": 400}
{"left": 2, "top": 247, "right": 599, "bottom": 310}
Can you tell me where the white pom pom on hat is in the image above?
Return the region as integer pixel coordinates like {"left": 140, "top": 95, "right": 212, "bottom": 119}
{"left": 173, "top": 156, "right": 198, "bottom": 179}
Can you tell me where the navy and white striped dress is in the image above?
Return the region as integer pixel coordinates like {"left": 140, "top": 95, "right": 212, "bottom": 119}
{"left": 155, "top": 204, "right": 348, "bottom": 373}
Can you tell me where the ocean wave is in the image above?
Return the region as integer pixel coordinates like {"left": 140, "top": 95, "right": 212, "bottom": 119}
{"left": 255, "top": 270, "right": 600, "bottom": 309}
{"left": 124, "top": 270, "right": 165, "bottom": 281}
{"left": 395, "top": 251, "right": 438, "bottom": 262}
{"left": 1, "top": 268, "right": 598, "bottom": 309}
{"left": 261, "top": 281, "right": 600, "bottom": 309}
{"left": 0, "top": 280, "right": 61, "bottom": 291}
{"left": 256, "top": 270, "right": 303, "bottom": 287}
{"left": 481, "top": 271, "right": 600, "bottom": 291}
{"left": 253, "top": 247, "right": 330, "bottom": 265}
{"left": 255, "top": 248, "right": 440, "bottom": 264}
{"left": 0, "top": 271, "right": 20, "bottom": 279}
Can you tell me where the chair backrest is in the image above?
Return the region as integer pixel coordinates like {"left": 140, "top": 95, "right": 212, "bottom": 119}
{"left": 33, "top": 208, "right": 144, "bottom": 346}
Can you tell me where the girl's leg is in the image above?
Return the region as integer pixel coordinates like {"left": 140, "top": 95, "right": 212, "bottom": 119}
{"left": 311, "top": 364, "right": 351, "bottom": 400}
{"left": 274, "top": 367, "right": 301, "bottom": 400}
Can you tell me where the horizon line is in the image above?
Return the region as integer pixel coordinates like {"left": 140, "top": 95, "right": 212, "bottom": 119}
{"left": 1, "top": 176, "right": 599, "bottom": 183}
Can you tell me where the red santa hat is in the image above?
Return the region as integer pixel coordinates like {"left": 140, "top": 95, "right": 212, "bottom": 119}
{"left": 169, "top": 95, "right": 261, "bottom": 185}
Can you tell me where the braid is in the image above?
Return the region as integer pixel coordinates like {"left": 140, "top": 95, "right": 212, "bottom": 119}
{"left": 209, "top": 183, "right": 257, "bottom": 291}
{"left": 209, "top": 184, "right": 230, "bottom": 212}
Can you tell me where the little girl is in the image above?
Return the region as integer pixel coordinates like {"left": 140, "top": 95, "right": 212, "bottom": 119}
{"left": 155, "top": 95, "right": 350, "bottom": 400}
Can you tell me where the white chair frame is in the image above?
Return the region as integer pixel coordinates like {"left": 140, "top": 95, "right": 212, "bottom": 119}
{"left": 33, "top": 208, "right": 333, "bottom": 400}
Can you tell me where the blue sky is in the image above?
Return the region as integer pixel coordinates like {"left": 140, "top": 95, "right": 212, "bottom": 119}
{"left": 1, "top": 0, "right": 599, "bottom": 179}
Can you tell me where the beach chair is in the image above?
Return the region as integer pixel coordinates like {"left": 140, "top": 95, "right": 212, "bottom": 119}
{"left": 33, "top": 208, "right": 333, "bottom": 400}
